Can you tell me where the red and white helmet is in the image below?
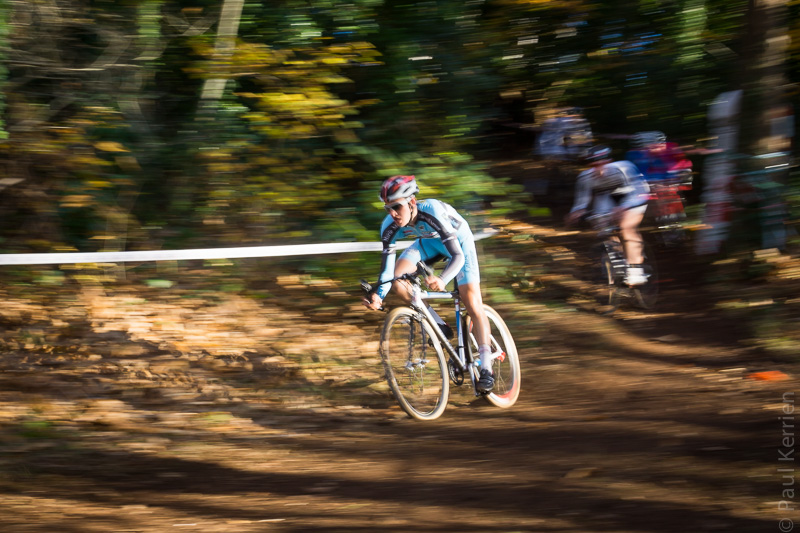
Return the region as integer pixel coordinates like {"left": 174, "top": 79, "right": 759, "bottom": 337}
{"left": 379, "top": 175, "right": 419, "bottom": 203}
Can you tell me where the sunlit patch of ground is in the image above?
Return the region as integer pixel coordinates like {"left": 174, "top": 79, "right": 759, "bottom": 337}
{"left": 0, "top": 215, "right": 797, "bottom": 532}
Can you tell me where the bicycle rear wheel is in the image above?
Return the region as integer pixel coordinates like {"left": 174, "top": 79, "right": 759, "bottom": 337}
{"left": 465, "top": 305, "right": 521, "bottom": 408}
{"left": 380, "top": 307, "right": 449, "bottom": 420}
{"left": 633, "top": 243, "right": 659, "bottom": 309}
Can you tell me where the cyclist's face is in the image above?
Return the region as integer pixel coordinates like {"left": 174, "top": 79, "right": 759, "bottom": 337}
{"left": 384, "top": 198, "right": 413, "bottom": 226}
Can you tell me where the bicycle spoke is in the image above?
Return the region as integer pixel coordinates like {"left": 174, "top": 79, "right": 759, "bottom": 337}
{"left": 465, "top": 305, "right": 521, "bottom": 408}
{"left": 381, "top": 308, "right": 448, "bottom": 420}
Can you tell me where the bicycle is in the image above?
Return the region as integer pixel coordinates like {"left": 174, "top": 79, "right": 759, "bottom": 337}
{"left": 588, "top": 214, "right": 659, "bottom": 312}
{"left": 361, "top": 262, "right": 521, "bottom": 421}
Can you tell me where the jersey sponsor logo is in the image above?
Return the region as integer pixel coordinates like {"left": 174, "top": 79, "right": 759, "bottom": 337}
{"left": 416, "top": 212, "right": 450, "bottom": 240}
{"left": 381, "top": 222, "right": 400, "bottom": 244}
{"left": 412, "top": 224, "right": 439, "bottom": 238}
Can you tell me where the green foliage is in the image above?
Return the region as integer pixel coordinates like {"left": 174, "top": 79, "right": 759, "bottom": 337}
{"left": 19, "top": 419, "right": 56, "bottom": 440}
{"left": 0, "top": 0, "right": 792, "bottom": 267}
{"left": 0, "top": 0, "right": 9, "bottom": 139}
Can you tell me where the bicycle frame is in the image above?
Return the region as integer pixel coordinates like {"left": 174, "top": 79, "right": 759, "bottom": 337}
{"left": 406, "top": 283, "right": 476, "bottom": 382}
{"left": 594, "top": 227, "right": 659, "bottom": 310}
{"left": 601, "top": 238, "right": 627, "bottom": 283}
{"left": 364, "top": 265, "right": 498, "bottom": 394}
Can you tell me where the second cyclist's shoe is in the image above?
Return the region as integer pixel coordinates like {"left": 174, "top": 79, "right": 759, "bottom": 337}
{"left": 477, "top": 368, "right": 495, "bottom": 393}
{"left": 624, "top": 266, "right": 648, "bottom": 286}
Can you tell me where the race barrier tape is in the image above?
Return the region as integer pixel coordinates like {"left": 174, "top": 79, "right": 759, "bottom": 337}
{"left": 0, "top": 228, "right": 498, "bottom": 266}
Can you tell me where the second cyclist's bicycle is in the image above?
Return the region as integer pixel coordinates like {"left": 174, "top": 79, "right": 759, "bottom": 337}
{"left": 588, "top": 215, "right": 659, "bottom": 311}
{"left": 362, "top": 263, "right": 521, "bottom": 421}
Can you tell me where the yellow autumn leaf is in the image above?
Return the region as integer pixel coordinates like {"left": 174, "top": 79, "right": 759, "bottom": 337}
{"left": 60, "top": 195, "right": 93, "bottom": 208}
{"left": 94, "top": 141, "right": 129, "bottom": 152}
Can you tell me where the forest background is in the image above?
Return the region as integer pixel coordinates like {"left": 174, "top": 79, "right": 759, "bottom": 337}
{"left": 0, "top": 0, "right": 796, "bottom": 286}
{"left": 1, "top": 5, "right": 799, "bottom": 531}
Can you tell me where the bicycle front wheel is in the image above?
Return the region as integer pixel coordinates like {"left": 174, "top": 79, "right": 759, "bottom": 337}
{"left": 380, "top": 307, "right": 449, "bottom": 420}
{"left": 465, "top": 305, "right": 521, "bottom": 408}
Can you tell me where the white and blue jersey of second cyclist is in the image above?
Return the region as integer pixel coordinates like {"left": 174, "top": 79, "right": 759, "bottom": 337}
{"left": 377, "top": 199, "right": 480, "bottom": 300}
{"left": 570, "top": 160, "right": 651, "bottom": 216}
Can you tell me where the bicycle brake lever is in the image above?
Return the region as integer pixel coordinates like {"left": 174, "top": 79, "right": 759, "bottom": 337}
{"left": 360, "top": 279, "right": 374, "bottom": 297}
{"left": 416, "top": 261, "right": 433, "bottom": 278}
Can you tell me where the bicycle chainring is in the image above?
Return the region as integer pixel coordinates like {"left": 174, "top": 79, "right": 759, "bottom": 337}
{"left": 448, "top": 359, "right": 464, "bottom": 386}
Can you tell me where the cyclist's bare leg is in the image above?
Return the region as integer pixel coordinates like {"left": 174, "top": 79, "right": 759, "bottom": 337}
{"left": 460, "top": 282, "right": 495, "bottom": 390}
{"left": 392, "top": 258, "right": 454, "bottom": 339}
{"left": 458, "top": 282, "right": 490, "bottom": 352}
{"left": 393, "top": 258, "right": 486, "bottom": 338}
{"left": 391, "top": 258, "right": 419, "bottom": 303}
{"left": 619, "top": 209, "right": 645, "bottom": 265}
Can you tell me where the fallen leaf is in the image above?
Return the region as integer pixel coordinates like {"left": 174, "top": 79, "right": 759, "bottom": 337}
{"left": 747, "top": 370, "right": 790, "bottom": 381}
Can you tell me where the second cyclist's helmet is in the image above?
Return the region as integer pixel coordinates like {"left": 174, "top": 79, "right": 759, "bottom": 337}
{"left": 632, "top": 131, "right": 666, "bottom": 149}
{"left": 584, "top": 144, "right": 612, "bottom": 163}
{"left": 380, "top": 175, "right": 419, "bottom": 203}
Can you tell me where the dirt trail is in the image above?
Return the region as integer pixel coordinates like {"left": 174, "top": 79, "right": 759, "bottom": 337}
{"left": 0, "top": 217, "right": 796, "bottom": 533}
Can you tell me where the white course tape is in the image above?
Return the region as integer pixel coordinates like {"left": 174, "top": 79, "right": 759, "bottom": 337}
{"left": 0, "top": 228, "right": 498, "bottom": 266}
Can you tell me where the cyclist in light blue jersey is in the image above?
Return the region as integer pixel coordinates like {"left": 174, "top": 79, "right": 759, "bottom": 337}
{"left": 363, "top": 175, "right": 495, "bottom": 393}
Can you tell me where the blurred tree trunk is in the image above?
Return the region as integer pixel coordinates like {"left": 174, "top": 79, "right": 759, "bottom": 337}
{"left": 737, "top": 0, "right": 791, "bottom": 250}
{"left": 739, "top": 0, "right": 790, "bottom": 156}
{"left": 197, "top": 0, "right": 244, "bottom": 118}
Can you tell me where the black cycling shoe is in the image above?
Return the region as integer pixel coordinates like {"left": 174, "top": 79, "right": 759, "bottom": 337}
{"left": 477, "top": 368, "right": 494, "bottom": 393}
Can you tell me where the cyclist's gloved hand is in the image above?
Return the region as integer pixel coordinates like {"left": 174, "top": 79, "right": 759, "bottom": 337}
{"left": 565, "top": 209, "right": 585, "bottom": 227}
{"left": 363, "top": 292, "right": 383, "bottom": 311}
{"left": 425, "top": 275, "right": 445, "bottom": 292}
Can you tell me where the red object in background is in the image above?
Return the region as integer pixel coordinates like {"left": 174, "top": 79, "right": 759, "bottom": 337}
{"left": 747, "top": 370, "right": 790, "bottom": 382}
{"left": 649, "top": 184, "right": 686, "bottom": 219}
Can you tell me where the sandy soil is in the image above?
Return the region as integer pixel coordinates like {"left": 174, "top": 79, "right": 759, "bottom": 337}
{"left": 0, "top": 216, "right": 797, "bottom": 533}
